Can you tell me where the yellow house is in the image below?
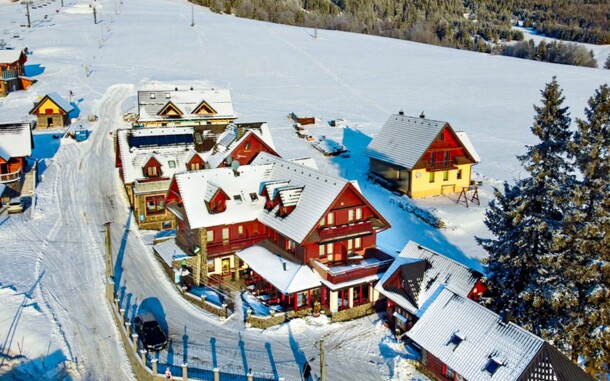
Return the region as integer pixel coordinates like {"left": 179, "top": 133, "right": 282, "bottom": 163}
{"left": 29, "top": 92, "right": 74, "bottom": 128}
{"left": 364, "top": 112, "right": 480, "bottom": 198}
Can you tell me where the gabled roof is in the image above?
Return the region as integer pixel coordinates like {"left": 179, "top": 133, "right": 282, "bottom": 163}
{"left": 364, "top": 113, "right": 479, "bottom": 169}
{"left": 137, "top": 88, "right": 235, "bottom": 122}
{"left": 0, "top": 122, "right": 33, "bottom": 161}
{"left": 30, "top": 92, "right": 74, "bottom": 115}
{"left": 157, "top": 101, "right": 183, "bottom": 117}
{"left": 407, "top": 288, "right": 594, "bottom": 381}
{"left": 204, "top": 123, "right": 277, "bottom": 169}
{"left": 455, "top": 131, "right": 480, "bottom": 163}
{"left": 375, "top": 241, "right": 482, "bottom": 317}
{"left": 170, "top": 153, "right": 372, "bottom": 244}
{"left": 116, "top": 127, "right": 196, "bottom": 184}
{"left": 0, "top": 49, "right": 25, "bottom": 64}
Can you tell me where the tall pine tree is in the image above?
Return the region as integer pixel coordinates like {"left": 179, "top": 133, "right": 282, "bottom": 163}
{"left": 478, "top": 77, "right": 573, "bottom": 335}
{"left": 558, "top": 84, "right": 610, "bottom": 377}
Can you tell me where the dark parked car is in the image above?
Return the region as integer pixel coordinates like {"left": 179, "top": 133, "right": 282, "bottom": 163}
{"left": 134, "top": 312, "right": 168, "bottom": 351}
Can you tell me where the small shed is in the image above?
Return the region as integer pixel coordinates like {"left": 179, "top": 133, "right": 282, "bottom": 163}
{"left": 30, "top": 92, "right": 74, "bottom": 128}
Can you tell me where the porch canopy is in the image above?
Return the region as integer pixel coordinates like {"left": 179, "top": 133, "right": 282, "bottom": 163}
{"left": 236, "top": 241, "right": 320, "bottom": 295}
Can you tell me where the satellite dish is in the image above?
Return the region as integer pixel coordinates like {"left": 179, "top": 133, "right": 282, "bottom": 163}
{"left": 231, "top": 160, "right": 240, "bottom": 171}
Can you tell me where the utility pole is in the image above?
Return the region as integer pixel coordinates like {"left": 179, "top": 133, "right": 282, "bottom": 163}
{"left": 24, "top": 0, "right": 31, "bottom": 28}
{"left": 320, "top": 339, "right": 325, "bottom": 381}
{"left": 191, "top": 5, "right": 194, "bottom": 27}
{"left": 93, "top": 5, "right": 97, "bottom": 24}
{"left": 104, "top": 222, "right": 114, "bottom": 279}
{"left": 314, "top": 27, "right": 317, "bottom": 39}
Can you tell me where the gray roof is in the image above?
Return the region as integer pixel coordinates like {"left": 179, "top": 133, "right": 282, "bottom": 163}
{"left": 375, "top": 241, "right": 481, "bottom": 317}
{"left": 407, "top": 288, "right": 594, "bottom": 381}
{"left": 46, "top": 92, "right": 74, "bottom": 113}
{"left": 0, "top": 122, "right": 32, "bottom": 161}
{"left": 364, "top": 114, "right": 448, "bottom": 170}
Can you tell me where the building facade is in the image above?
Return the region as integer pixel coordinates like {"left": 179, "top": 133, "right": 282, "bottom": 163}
{"left": 29, "top": 92, "right": 74, "bottom": 128}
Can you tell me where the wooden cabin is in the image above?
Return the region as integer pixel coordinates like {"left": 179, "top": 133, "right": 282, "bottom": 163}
{"left": 407, "top": 288, "right": 595, "bottom": 381}
{"left": 30, "top": 92, "right": 74, "bottom": 128}
{"left": 375, "top": 241, "right": 486, "bottom": 334}
{"left": 0, "top": 49, "right": 35, "bottom": 97}
{"left": 0, "top": 122, "right": 33, "bottom": 201}
{"left": 365, "top": 112, "right": 480, "bottom": 198}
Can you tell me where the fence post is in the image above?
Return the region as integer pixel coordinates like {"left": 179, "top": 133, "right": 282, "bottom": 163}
{"left": 139, "top": 349, "right": 147, "bottom": 364}
{"left": 125, "top": 322, "right": 131, "bottom": 337}
{"left": 120, "top": 308, "right": 126, "bottom": 324}
{"left": 131, "top": 333, "right": 138, "bottom": 351}
{"left": 182, "top": 363, "right": 188, "bottom": 380}
{"left": 213, "top": 367, "right": 220, "bottom": 381}
{"left": 222, "top": 303, "right": 228, "bottom": 319}
{"left": 200, "top": 294, "right": 206, "bottom": 305}
{"left": 151, "top": 358, "right": 158, "bottom": 374}
{"left": 114, "top": 297, "right": 120, "bottom": 311}
{"left": 247, "top": 371, "right": 254, "bottom": 381}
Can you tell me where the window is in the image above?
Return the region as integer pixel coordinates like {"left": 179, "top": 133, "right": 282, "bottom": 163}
{"left": 162, "top": 221, "right": 172, "bottom": 229}
{"left": 319, "top": 217, "right": 325, "bottom": 227}
{"left": 190, "top": 162, "right": 200, "bottom": 171}
{"left": 150, "top": 93, "right": 156, "bottom": 99}
{"left": 457, "top": 169, "right": 462, "bottom": 180}
{"left": 445, "top": 367, "right": 454, "bottom": 378}
{"left": 145, "top": 196, "right": 164, "bottom": 215}
{"left": 485, "top": 358, "right": 502, "bottom": 375}
{"left": 348, "top": 209, "right": 354, "bottom": 222}
{"left": 319, "top": 245, "right": 325, "bottom": 256}
{"left": 396, "top": 171, "right": 401, "bottom": 180}
{"left": 286, "top": 239, "right": 295, "bottom": 252}
{"left": 439, "top": 132, "right": 444, "bottom": 141}
{"left": 443, "top": 171, "right": 449, "bottom": 181}
{"left": 421, "top": 349, "right": 428, "bottom": 366}
{"left": 326, "top": 243, "right": 334, "bottom": 262}
{"left": 234, "top": 195, "right": 243, "bottom": 204}
{"left": 253, "top": 223, "right": 259, "bottom": 234}
{"left": 168, "top": 160, "right": 176, "bottom": 169}
{"left": 238, "top": 225, "right": 244, "bottom": 236}
{"left": 147, "top": 166, "right": 158, "bottom": 177}
{"left": 206, "top": 230, "right": 214, "bottom": 242}
{"left": 244, "top": 142, "right": 250, "bottom": 151}
{"left": 428, "top": 171, "right": 435, "bottom": 183}
{"left": 355, "top": 207, "right": 362, "bottom": 220}
{"left": 222, "top": 228, "right": 229, "bottom": 242}
{"left": 327, "top": 212, "right": 335, "bottom": 226}
{"left": 207, "top": 259, "right": 215, "bottom": 273}
{"left": 165, "top": 92, "right": 170, "bottom": 99}
{"left": 250, "top": 192, "right": 258, "bottom": 202}
{"left": 354, "top": 237, "right": 362, "bottom": 249}
{"left": 447, "top": 333, "right": 464, "bottom": 350}
{"left": 347, "top": 239, "right": 353, "bottom": 253}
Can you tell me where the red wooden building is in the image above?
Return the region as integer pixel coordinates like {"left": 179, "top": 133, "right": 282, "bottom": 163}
{"left": 164, "top": 152, "right": 392, "bottom": 315}
{"left": 0, "top": 121, "right": 33, "bottom": 186}
{"left": 0, "top": 49, "right": 35, "bottom": 97}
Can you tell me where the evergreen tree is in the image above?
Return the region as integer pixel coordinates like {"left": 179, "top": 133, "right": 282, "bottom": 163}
{"left": 604, "top": 54, "right": 610, "bottom": 69}
{"left": 478, "top": 78, "right": 573, "bottom": 335}
{"left": 558, "top": 84, "right": 610, "bottom": 377}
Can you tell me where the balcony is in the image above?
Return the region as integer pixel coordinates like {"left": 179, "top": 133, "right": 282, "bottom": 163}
{"left": 0, "top": 168, "right": 21, "bottom": 184}
{"left": 427, "top": 159, "right": 457, "bottom": 171}
{"left": 318, "top": 220, "right": 372, "bottom": 243}
{"left": 312, "top": 248, "right": 393, "bottom": 285}
{"left": 207, "top": 234, "right": 267, "bottom": 256}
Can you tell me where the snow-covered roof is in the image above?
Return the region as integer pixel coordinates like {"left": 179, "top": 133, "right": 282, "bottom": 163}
{"left": 455, "top": 131, "right": 480, "bottom": 163}
{"left": 153, "top": 238, "right": 190, "bottom": 267}
{"left": 407, "top": 288, "right": 594, "bottom": 381}
{"left": 0, "top": 49, "right": 23, "bottom": 64}
{"left": 117, "top": 127, "right": 199, "bottom": 185}
{"left": 236, "top": 241, "right": 320, "bottom": 294}
{"left": 364, "top": 114, "right": 447, "bottom": 170}
{"left": 375, "top": 241, "right": 482, "bottom": 317}
{"left": 0, "top": 122, "right": 32, "bottom": 161}
{"left": 204, "top": 123, "right": 276, "bottom": 168}
{"left": 172, "top": 153, "right": 354, "bottom": 243}
{"left": 45, "top": 92, "right": 74, "bottom": 113}
{"left": 137, "top": 88, "right": 235, "bottom": 122}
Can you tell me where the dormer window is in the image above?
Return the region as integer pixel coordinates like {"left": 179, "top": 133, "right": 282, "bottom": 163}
{"left": 147, "top": 165, "right": 158, "bottom": 177}
{"left": 168, "top": 160, "right": 176, "bottom": 169}
{"left": 144, "top": 157, "right": 162, "bottom": 178}
{"left": 447, "top": 333, "right": 464, "bottom": 350}
{"left": 250, "top": 192, "right": 258, "bottom": 202}
{"left": 484, "top": 357, "right": 502, "bottom": 376}
{"left": 234, "top": 195, "right": 242, "bottom": 204}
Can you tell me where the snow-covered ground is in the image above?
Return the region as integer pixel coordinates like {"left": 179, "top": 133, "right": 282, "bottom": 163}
{"left": 0, "top": 0, "right": 608, "bottom": 379}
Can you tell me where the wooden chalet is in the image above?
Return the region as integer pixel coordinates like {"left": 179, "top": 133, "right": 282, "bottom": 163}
{"left": 115, "top": 123, "right": 277, "bottom": 230}
{"left": 0, "top": 49, "right": 35, "bottom": 97}
{"left": 407, "top": 288, "right": 595, "bottom": 381}
{"left": 164, "top": 153, "right": 392, "bottom": 316}
{"left": 29, "top": 92, "right": 74, "bottom": 128}
{"left": 364, "top": 112, "right": 480, "bottom": 198}
{"left": 0, "top": 121, "right": 33, "bottom": 203}
{"left": 375, "top": 241, "right": 486, "bottom": 334}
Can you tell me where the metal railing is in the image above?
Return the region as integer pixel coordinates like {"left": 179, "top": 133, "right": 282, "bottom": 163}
{"left": 0, "top": 168, "right": 21, "bottom": 183}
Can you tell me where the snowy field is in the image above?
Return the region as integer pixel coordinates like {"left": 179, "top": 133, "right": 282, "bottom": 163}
{"left": 0, "top": 0, "right": 609, "bottom": 379}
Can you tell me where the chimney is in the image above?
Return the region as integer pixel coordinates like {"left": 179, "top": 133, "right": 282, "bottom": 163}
{"left": 283, "top": 261, "right": 287, "bottom": 271}
{"left": 174, "top": 86, "right": 178, "bottom": 91}
{"left": 398, "top": 110, "right": 404, "bottom": 116}
{"left": 499, "top": 309, "right": 510, "bottom": 324}
{"left": 420, "top": 111, "right": 425, "bottom": 119}
{"left": 236, "top": 125, "right": 245, "bottom": 140}
{"left": 190, "top": 86, "right": 194, "bottom": 90}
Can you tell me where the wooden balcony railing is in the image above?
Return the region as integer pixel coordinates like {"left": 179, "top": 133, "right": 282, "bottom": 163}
{"left": 207, "top": 234, "right": 267, "bottom": 256}
{"left": 318, "top": 220, "right": 372, "bottom": 242}
{"left": 0, "top": 168, "right": 21, "bottom": 184}
{"left": 428, "top": 159, "right": 457, "bottom": 171}
{"left": 312, "top": 252, "right": 393, "bottom": 285}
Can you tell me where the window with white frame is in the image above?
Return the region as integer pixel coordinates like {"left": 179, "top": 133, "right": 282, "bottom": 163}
{"left": 355, "top": 207, "right": 362, "bottom": 220}
{"left": 348, "top": 209, "right": 354, "bottom": 222}
{"left": 206, "top": 230, "right": 214, "bottom": 242}
{"left": 354, "top": 237, "right": 362, "bottom": 249}
{"left": 327, "top": 212, "right": 334, "bottom": 226}
{"left": 326, "top": 242, "right": 334, "bottom": 262}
